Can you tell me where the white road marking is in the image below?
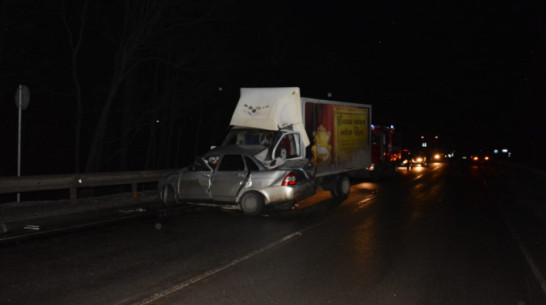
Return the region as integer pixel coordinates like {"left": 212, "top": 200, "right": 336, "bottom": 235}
{"left": 500, "top": 202, "right": 546, "bottom": 296}
{"left": 133, "top": 231, "right": 304, "bottom": 305}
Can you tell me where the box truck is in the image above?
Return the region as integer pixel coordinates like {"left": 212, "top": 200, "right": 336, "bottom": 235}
{"left": 222, "top": 87, "right": 372, "bottom": 206}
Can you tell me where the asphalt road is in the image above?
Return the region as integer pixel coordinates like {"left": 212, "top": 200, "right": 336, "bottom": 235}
{"left": 1, "top": 161, "right": 545, "bottom": 305}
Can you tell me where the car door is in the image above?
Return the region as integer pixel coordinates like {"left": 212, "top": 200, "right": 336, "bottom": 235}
{"left": 211, "top": 154, "right": 248, "bottom": 202}
{"left": 178, "top": 157, "right": 213, "bottom": 201}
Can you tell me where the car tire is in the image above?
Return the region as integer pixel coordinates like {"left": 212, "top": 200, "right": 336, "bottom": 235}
{"left": 161, "top": 185, "right": 178, "bottom": 206}
{"left": 239, "top": 192, "right": 264, "bottom": 216}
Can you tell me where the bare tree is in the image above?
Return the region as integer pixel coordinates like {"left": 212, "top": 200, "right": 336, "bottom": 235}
{"left": 60, "top": 0, "right": 88, "bottom": 173}
{"left": 84, "top": 1, "right": 173, "bottom": 173}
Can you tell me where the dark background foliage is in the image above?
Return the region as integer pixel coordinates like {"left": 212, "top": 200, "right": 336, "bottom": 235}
{"left": 1, "top": 0, "right": 544, "bottom": 176}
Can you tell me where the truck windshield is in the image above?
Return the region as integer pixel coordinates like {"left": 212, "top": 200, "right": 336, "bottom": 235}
{"left": 223, "top": 129, "right": 276, "bottom": 147}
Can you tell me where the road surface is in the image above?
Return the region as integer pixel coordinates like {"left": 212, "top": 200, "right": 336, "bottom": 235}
{"left": 1, "top": 161, "right": 545, "bottom": 305}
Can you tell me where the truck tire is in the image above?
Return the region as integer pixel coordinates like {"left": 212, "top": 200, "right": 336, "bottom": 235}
{"left": 239, "top": 192, "right": 264, "bottom": 216}
{"left": 332, "top": 175, "right": 350, "bottom": 201}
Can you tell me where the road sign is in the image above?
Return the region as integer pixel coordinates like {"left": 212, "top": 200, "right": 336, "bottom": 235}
{"left": 15, "top": 84, "right": 30, "bottom": 109}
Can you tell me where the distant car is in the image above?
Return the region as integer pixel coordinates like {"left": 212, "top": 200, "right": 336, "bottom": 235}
{"left": 399, "top": 149, "right": 412, "bottom": 169}
{"left": 411, "top": 153, "right": 428, "bottom": 167}
{"left": 431, "top": 152, "right": 444, "bottom": 163}
{"left": 158, "top": 145, "right": 316, "bottom": 216}
{"left": 471, "top": 154, "right": 490, "bottom": 164}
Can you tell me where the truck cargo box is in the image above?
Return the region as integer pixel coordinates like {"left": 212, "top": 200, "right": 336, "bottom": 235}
{"left": 302, "top": 97, "right": 372, "bottom": 177}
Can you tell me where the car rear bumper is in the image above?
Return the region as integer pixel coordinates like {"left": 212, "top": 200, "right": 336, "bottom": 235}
{"left": 259, "top": 181, "right": 316, "bottom": 206}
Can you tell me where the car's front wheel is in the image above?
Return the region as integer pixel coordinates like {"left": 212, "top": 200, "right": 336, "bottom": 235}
{"left": 161, "top": 185, "right": 178, "bottom": 206}
{"left": 239, "top": 191, "right": 264, "bottom": 216}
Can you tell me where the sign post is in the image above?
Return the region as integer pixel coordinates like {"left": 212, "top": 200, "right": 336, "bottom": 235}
{"left": 15, "top": 84, "right": 30, "bottom": 203}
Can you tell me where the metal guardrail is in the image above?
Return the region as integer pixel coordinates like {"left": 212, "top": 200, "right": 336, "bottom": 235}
{"left": 0, "top": 170, "right": 175, "bottom": 204}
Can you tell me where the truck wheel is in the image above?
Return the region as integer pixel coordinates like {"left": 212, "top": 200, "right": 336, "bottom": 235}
{"left": 239, "top": 192, "right": 264, "bottom": 216}
{"left": 161, "top": 185, "right": 178, "bottom": 206}
{"left": 332, "top": 175, "right": 350, "bottom": 201}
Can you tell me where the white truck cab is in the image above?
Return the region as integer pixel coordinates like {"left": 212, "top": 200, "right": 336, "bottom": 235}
{"left": 224, "top": 87, "right": 309, "bottom": 167}
{"left": 222, "top": 127, "right": 305, "bottom": 168}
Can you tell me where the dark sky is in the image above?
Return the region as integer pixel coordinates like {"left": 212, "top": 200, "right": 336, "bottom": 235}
{"left": 219, "top": 0, "right": 545, "bottom": 156}
{"left": 287, "top": 1, "right": 545, "bottom": 155}
{"left": 1, "top": 0, "right": 545, "bottom": 174}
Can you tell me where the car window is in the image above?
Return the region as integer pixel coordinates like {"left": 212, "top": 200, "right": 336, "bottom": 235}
{"left": 244, "top": 156, "right": 260, "bottom": 172}
{"left": 218, "top": 154, "right": 245, "bottom": 171}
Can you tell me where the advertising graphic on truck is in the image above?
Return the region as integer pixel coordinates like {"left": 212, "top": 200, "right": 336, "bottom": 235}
{"left": 303, "top": 98, "right": 371, "bottom": 176}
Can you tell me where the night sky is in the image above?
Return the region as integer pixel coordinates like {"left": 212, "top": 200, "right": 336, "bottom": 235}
{"left": 1, "top": 0, "right": 545, "bottom": 175}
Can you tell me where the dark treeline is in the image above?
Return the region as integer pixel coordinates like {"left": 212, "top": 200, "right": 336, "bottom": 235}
{"left": 0, "top": 0, "right": 305, "bottom": 175}
{"left": 1, "top": 1, "right": 544, "bottom": 176}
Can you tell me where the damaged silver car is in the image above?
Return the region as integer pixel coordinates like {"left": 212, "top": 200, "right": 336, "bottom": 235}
{"left": 158, "top": 145, "right": 316, "bottom": 216}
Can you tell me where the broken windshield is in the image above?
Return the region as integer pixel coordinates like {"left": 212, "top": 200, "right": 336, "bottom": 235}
{"left": 223, "top": 129, "right": 276, "bottom": 147}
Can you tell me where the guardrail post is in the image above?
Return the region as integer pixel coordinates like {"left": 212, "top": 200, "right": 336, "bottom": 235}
{"left": 131, "top": 183, "right": 138, "bottom": 200}
{"left": 69, "top": 187, "right": 77, "bottom": 204}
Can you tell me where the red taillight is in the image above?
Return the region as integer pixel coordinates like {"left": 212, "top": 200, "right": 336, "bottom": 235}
{"left": 282, "top": 172, "right": 297, "bottom": 186}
